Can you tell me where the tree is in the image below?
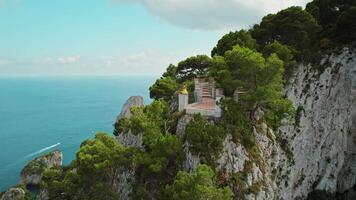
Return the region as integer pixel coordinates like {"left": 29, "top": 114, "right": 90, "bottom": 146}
{"left": 41, "top": 133, "right": 131, "bottom": 200}
{"left": 185, "top": 115, "right": 226, "bottom": 165}
{"left": 209, "top": 45, "right": 294, "bottom": 128}
{"left": 306, "top": 0, "right": 356, "bottom": 38}
{"left": 209, "top": 56, "right": 240, "bottom": 96}
{"left": 122, "top": 100, "right": 185, "bottom": 199}
{"left": 149, "top": 77, "right": 179, "bottom": 101}
{"left": 335, "top": 6, "right": 356, "bottom": 43}
{"left": 262, "top": 41, "right": 297, "bottom": 79}
{"left": 162, "top": 64, "right": 178, "bottom": 79}
{"left": 211, "top": 30, "right": 258, "bottom": 56}
{"left": 176, "top": 55, "right": 212, "bottom": 82}
{"left": 165, "top": 164, "right": 233, "bottom": 200}
{"left": 251, "top": 6, "right": 321, "bottom": 60}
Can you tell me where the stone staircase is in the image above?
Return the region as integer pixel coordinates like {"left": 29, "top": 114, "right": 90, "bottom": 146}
{"left": 201, "top": 82, "right": 212, "bottom": 98}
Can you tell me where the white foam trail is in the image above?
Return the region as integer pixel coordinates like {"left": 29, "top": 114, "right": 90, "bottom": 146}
{"left": 25, "top": 143, "right": 61, "bottom": 158}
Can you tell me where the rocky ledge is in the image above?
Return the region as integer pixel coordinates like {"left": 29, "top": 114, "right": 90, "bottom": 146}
{"left": 20, "top": 150, "right": 63, "bottom": 186}
{"left": 0, "top": 188, "right": 26, "bottom": 200}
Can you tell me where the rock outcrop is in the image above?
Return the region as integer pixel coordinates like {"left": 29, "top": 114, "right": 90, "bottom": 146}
{"left": 0, "top": 188, "right": 26, "bottom": 200}
{"left": 277, "top": 47, "right": 356, "bottom": 199}
{"left": 113, "top": 96, "right": 145, "bottom": 200}
{"left": 175, "top": 48, "right": 356, "bottom": 200}
{"left": 20, "top": 150, "right": 63, "bottom": 186}
{"left": 115, "top": 96, "right": 144, "bottom": 148}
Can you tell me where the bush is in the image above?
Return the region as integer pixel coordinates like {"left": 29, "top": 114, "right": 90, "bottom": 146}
{"left": 211, "top": 30, "right": 258, "bottom": 56}
{"left": 165, "top": 164, "right": 233, "bottom": 200}
{"left": 185, "top": 115, "right": 227, "bottom": 165}
{"left": 149, "top": 77, "right": 179, "bottom": 101}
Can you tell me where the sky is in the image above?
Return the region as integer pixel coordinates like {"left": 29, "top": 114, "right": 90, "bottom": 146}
{"left": 0, "top": 0, "right": 309, "bottom": 76}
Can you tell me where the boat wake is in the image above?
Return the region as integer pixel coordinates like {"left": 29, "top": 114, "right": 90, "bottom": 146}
{"left": 25, "top": 143, "right": 61, "bottom": 158}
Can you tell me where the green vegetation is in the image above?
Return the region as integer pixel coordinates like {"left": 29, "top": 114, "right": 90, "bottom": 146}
{"left": 209, "top": 45, "right": 294, "bottom": 130}
{"left": 25, "top": 1, "right": 356, "bottom": 199}
{"left": 41, "top": 133, "right": 132, "bottom": 200}
{"left": 185, "top": 115, "right": 227, "bottom": 166}
{"left": 211, "top": 30, "right": 258, "bottom": 56}
{"left": 113, "top": 100, "right": 185, "bottom": 199}
{"left": 251, "top": 6, "right": 321, "bottom": 61}
{"left": 176, "top": 55, "right": 212, "bottom": 82}
{"left": 21, "top": 159, "right": 47, "bottom": 176}
{"left": 149, "top": 77, "right": 178, "bottom": 101}
{"left": 262, "top": 41, "right": 297, "bottom": 79}
{"left": 164, "top": 164, "right": 233, "bottom": 200}
{"left": 306, "top": 0, "right": 356, "bottom": 44}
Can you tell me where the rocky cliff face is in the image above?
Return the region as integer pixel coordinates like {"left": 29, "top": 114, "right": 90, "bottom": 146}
{"left": 20, "top": 150, "right": 63, "bottom": 186}
{"left": 175, "top": 48, "right": 356, "bottom": 200}
{"left": 277, "top": 47, "right": 356, "bottom": 199}
{"left": 0, "top": 188, "right": 26, "bottom": 200}
{"left": 177, "top": 108, "right": 281, "bottom": 200}
{"left": 115, "top": 96, "right": 144, "bottom": 148}
{"left": 113, "top": 96, "right": 145, "bottom": 200}
{"left": 113, "top": 48, "right": 355, "bottom": 199}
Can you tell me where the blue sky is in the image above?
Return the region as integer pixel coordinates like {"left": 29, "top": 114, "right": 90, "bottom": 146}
{"left": 0, "top": 0, "right": 309, "bottom": 76}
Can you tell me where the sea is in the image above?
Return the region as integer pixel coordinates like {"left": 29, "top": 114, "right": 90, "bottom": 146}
{"left": 0, "top": 76, "right": 156, "bottom": 191}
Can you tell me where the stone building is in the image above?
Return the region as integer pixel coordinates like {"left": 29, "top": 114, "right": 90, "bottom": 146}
{"left": 178, "top": 77, "right": 223, "bottom": 118}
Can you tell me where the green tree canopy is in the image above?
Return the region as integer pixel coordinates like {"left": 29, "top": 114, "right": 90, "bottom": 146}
{"left": 185, "top": 114, "right": 226, "bottom": 165}
{"left": 162, "top": 64, "right": 178, "bottom": 79}
{"left": 251, "top": 6, "right": 321, "bottom": 59}
{"left": 306, "top": 0, "right": 356, "bottom": 38}
{"left": 211, "top": 30, "right": 258, "bottom": 56}
{"left": 165, "top": 164, "right": 233, "bottom": 200}
{"left": 262, "top": 41, "right": 297, "bottom": 79}
{"left": 119, "top": 100, "right": 185, "bottom": 199}
{"left": 41, "top": 133, "right": 131, "bottom": 200}
{"left": 335, "top": 6, "right": 356, "bottom": 43}
{"left": 209, "top": 45, "right": 294, "bottom": 128}
{"left": 176, "top": 55, "right": 212, "bottom": 82}
{"left": 149, "top": 77, "right": 179, "bottom": 101}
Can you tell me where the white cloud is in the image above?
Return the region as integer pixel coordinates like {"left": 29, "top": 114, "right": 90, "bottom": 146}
{"left": 102, "top": 49, "right": 183, "bottom": 75}
{"left": 58, "top": 55, "right": 81, "bottom": 64}
{"left": 41, "top": 55, "right": 81, "bottom": 65}
{"left": 113, "top": 0, "right": 310, "bottom": 30}
{"left": 0, "top": 59, "right": 13, "bottom": 65}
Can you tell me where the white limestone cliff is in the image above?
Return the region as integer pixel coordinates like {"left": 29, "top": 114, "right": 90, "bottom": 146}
{"left": 113, "top": 96, "right": 145, "bottom": 200}
{"left": 277, "top": 47, "right": 356, "bottom": 199}
{"left": 20, "top": 150, "right": 63, "bottom": 186}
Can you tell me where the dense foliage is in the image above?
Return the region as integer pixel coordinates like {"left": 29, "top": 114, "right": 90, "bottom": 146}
{"left": 211, "top": 30, "right": 258, "bottom": 56}
{"left": 176, "top": 55, "right": 212, "bottom": 82}
{"left": 306, "top": 0, "right": 356, "bottom": 44}
{"left": 41, "top": 133, "right": 130, "bottom": 200}
{"left": 164, "top": 164, "right": 233, "bottom": 200}
{"left": 115, "top": 100, "right": 185, "bottom": 199}
{"left": 185, "top": 115, "right": 226, "bottom": 165}
{"left": 149, "top": 76, "right": 178, "bottom": 101}
{"left": 251, "top": 6, "right": 321, "bottom": 60}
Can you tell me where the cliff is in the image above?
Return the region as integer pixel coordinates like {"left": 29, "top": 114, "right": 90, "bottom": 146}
{"left": 0, "top": 188, "right": 26, "bottom": 200}
{"left": 112, "top": 48, "right": 355, "bottom": 199}
{"left": 277, "top": 47, "right": 356, "bottom": 199}
{"left": 20, "top": 150, "right": 63, "bottom": 186}
{"left": 114, "top": 96, "right": 144, "bottom": 200}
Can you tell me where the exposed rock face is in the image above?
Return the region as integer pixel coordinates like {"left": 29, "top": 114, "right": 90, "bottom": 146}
{"left": 36, "top": 189, "right": 49, "bottom": 200}
{"left": 20, "top": 150, "right": 63, "bottom": 186}
{"left": 177, "top": 110, "right": 279, "bottom": 200}
{"left": 0, "top": 188, "right": 26, "bottom": 200}
{"left": 278, "top": 48, "right": 356, "bottom": 199}
{"left": 115, "top": 96, "right": 144, "bottom": 148}
{"left": 176, "top": 48, "right": 356, "bottom": 199}
{"left": 113, "top": 96, "right": 145, "bottom": 200}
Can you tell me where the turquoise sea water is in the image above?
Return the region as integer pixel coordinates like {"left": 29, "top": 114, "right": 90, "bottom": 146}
{"left": 0, "top": 76, "right": 156, "bottom": 191}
